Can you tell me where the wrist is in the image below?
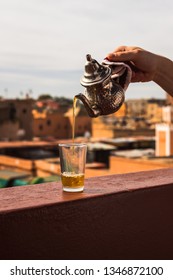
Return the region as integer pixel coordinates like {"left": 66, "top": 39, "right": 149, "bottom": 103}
{"left": 153, "top": 55, "right": 169, "bottom": 81}
{"left": 153, "top": 55, "right": 173, "bottom": 94}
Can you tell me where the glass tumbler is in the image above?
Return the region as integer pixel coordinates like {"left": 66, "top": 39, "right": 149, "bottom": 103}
{"left": 59, "top": 143, "right": 87, "bottom": 192}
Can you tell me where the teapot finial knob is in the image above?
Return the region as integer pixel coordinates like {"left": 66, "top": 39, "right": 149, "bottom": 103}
{"left": 80, "top": 54, "right": 111, "bottom": 86}
{"left": 86, "top": 54, "right": 92, "bottom": 61}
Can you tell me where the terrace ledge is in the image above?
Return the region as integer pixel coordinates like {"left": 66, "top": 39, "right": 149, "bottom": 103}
{"left": 0, "top": 168, "right": 173, "bottom": 259}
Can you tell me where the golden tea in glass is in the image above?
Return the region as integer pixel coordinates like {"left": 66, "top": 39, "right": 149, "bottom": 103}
{"left": 61, "top": 172, "right": 84, "bottom": 192}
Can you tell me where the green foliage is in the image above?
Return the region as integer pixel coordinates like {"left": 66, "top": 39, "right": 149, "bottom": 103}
{"left": 54, "top": 96, "right": 73, "bottom": 105}
{"left": 37, "top": 95, "right": 73, "bottom": 107}
{"left": 38, "top": 94, "right": 53, "bottom": 100}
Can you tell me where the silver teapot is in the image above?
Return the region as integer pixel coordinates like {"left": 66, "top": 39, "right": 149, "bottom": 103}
{"left": 75, "top": 54, "right": 125, "bottom": 117}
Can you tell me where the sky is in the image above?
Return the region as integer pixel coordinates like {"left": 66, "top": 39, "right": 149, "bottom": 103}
{"left": 0, "top": 0, "right": 173, "bottom": 100}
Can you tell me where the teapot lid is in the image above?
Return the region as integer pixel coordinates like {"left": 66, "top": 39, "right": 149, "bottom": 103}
{"left": 80, "top": 54, "right": 111, "bottom": 87}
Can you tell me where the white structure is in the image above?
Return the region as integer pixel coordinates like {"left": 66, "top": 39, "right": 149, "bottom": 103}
{"left": 162, "top": 106, "right": 173, "bottom": 123}
{"left": 155, "top": 123, "right": 173, "bottom": 156}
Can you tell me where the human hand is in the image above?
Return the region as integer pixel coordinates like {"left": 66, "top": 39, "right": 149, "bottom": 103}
{"left": 107, "top": 46, "right": 159, "bottom": 83}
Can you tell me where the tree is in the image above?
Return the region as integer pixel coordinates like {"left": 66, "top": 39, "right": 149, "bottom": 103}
{"left": 38, "top": 94, "right": 53, "bottom": 100}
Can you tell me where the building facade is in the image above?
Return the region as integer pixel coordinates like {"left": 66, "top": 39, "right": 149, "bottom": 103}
{"left": 32, "top": 106, "right": 92, "bottom": 140}
{"left": 0, "top": 99, "right": 34, "bottom": 140}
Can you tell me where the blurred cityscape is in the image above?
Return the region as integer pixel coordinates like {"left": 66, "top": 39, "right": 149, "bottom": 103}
{"left": 1, "top": 91, "right": 173, "bottom": 188}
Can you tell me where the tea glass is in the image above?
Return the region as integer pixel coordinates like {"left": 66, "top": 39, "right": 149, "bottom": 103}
{"left": 59, "top": 143, "right": 87, "bottom": 192}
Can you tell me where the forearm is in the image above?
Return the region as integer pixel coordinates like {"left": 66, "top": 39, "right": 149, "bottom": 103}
{"left": 153, "top": 55, "right": 173, "bottom": 96}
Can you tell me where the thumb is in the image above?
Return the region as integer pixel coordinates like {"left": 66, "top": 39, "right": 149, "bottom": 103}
{"left": 107, "top": 51, "right": 136, "bottom": 62}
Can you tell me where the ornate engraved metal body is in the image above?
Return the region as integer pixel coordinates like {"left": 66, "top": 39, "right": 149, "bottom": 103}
{"left": 75, "top": 54, "right": 125, "bottom": 117}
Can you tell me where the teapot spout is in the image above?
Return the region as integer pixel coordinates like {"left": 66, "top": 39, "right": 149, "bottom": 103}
{"left": 75, "top": 93, "right": 101, "bottom": 118}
